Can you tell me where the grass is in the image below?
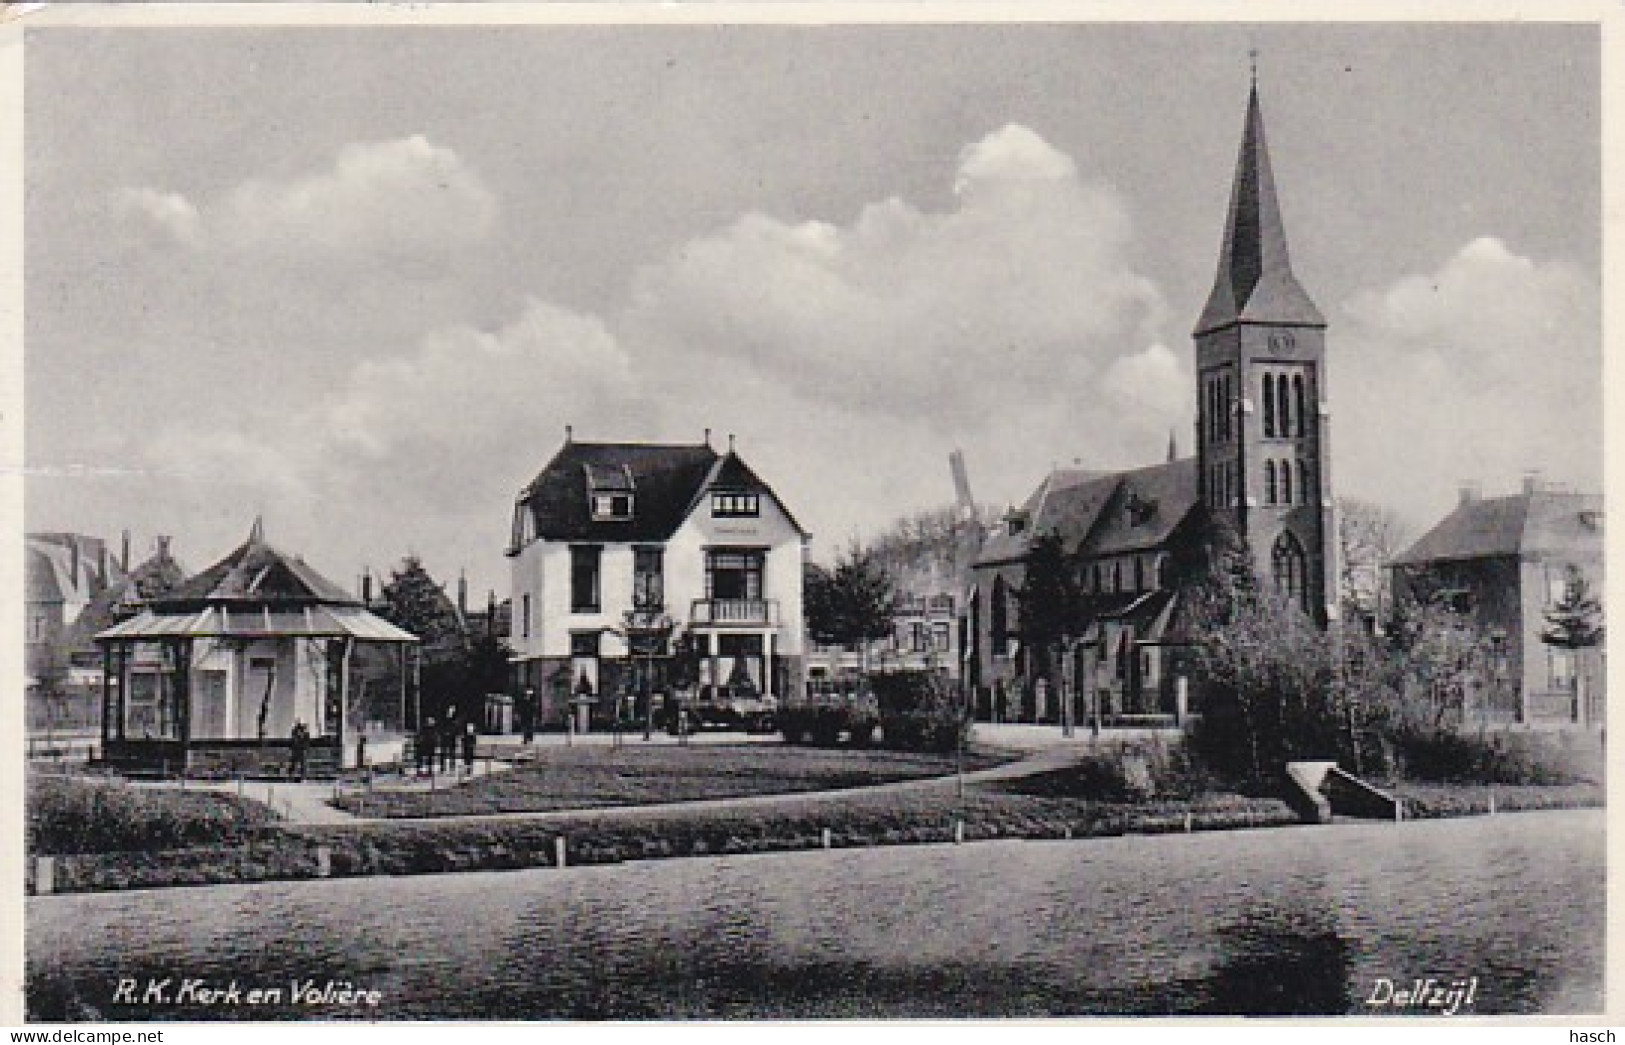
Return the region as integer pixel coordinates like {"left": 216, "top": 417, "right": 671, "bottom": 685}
{"left": 38, "top": 765, "right": 1300, "bottom": 893}
{"left": 1393, "top": 780, "right": 1604, "bottom": 819}
{"left": 331, "top": 742, "right": 1010, "bottom": 818}
{"left": 27, "top": 746, "right": 1605, "bottom": 895}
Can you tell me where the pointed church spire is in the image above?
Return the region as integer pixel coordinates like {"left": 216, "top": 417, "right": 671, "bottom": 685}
{"left": 248, "top": 515, "right": 265, "bottom": 544}
{"left": 1167, "top": 429, "right": 1178, "bottom": 462}
{"left": 1194, "top": 78, "right": 1324, "bottom": 335}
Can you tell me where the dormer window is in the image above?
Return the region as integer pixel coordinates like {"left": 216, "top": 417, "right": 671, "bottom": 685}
{"left": 713, "top": 491, "right": 760, "bottom": 518}
{"left": 585, "top": 463, "right": 636, "bottom": 521}
{"left": 592, "top": 493, "right": 633, "bottom": 521}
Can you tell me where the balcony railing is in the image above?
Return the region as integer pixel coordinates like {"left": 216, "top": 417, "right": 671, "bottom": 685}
{"left": 690, "top": 599, "right": 780, "bottom": 626}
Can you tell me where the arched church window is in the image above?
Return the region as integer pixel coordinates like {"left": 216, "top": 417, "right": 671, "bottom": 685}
{"left": 1271, "top": 532, "right": 1310, "bottom": 612}
{"left": 1223, "top": 375, "right": 1234, "bottom": 440}
{"left": 1134, "top": 557, "right": 1145, "bottom": 592}
{"left": 990, "top": 577, "right": 1008, "bottom": 652}
{"left": 1280, "top": 457, "right": 1293, "bottom": 504}
{"left": 1264, "top": 460, "right": 1277, "bottom": 505}
{"left": 1293, "top": 375, "right": 1307, "bottom": 437}
{"left": 1263, "top": 374, "right": 1276, "bottom": 437}
{"left": 1277, "top": 374, "right": 1292, "bottom": 440}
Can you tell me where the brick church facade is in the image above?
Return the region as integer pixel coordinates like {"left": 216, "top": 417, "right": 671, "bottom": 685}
{"left": 968, "top": 82, "right": 1338, "bottom": 725}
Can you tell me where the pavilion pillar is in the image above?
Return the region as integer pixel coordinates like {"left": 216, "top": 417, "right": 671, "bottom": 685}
{"left": 115, "top": 643, "right": 128, "bottom": 741}
{"left": 100, "top": 644, "right": 113, "bottom": 744}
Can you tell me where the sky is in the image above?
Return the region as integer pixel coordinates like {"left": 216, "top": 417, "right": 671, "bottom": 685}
{"left": 23, "top": 18, "right": 1602, "bottom": 600}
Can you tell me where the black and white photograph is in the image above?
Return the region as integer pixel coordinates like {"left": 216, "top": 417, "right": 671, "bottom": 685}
{"left": 11, "top": 4, "right": 1612, "bottom": 1025}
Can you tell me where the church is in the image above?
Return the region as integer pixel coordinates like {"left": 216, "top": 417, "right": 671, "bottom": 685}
{"left": 968, "top": 81, "right": 1338, "bottom": 726}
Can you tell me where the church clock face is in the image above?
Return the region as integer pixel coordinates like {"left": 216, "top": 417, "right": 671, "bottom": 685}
{"left": 1267, "top": 330, "right": 1297, "bottom": 354}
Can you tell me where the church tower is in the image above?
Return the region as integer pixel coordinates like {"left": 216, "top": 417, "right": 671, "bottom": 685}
{"left": 1194, "top": 79, "right": 1337, "bottom": 623}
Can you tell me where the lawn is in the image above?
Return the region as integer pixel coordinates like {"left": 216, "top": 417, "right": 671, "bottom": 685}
{"left": 331, "top": 742, "right": 1012, "bottom": 818}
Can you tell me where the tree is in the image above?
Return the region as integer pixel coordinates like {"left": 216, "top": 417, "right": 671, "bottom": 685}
{"left": 804, "top": 540, "right": 898, "bottom": 668}
{"left": 377, "top": 556, "right": 473, "bottom": 720}
{"left": 1542, "top": 565, "right": 1605, "bottom": 651}
{"left": 1337, "top": 498, "right": 1411, "bottom": 629}
{"left": 1016, "top": 531, "right": 1081, "bottom": 690}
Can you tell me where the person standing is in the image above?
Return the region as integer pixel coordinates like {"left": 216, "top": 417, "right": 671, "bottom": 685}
{"left": 419, "top": 716, "right": 437, "bottom": 776}
{"left": 462, "top": 721, "right": 477, "bottom": 775}
{"left": 288, "top": 720, "right": 310, "bottom": 781}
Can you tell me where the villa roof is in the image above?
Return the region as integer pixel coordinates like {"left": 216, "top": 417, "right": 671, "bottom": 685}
{"left": 1395, "top": 488, "right": 1604, "bottom": 566}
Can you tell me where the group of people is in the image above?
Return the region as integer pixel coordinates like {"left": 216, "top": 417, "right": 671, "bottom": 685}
{"left": 414, "top": 705, "right": 479, "bottom": 776}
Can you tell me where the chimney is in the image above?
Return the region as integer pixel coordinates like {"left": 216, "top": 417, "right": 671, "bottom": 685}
{"left": 728, "top": 433, "right": 736, "bottom": 454}
{"left": 564, "top": 424, "right": 573, "bottom": 443}
{"left": 1522, "top": 470, "right": 1543, "bottom": 496}
{"left": 362, "top": 570, "right": 374, "bottom": 605}
{"left": 69, "top": 537, "right": 81, "bottom": 589}
{"left": 155, "top": 536, "right": 172, "bottom": 562}
{"left": 98, "top": 542, "right": 108, "bottom": 585}
{"left": 704, "top": 428, "right": 712, "bottom": 448}
{"left": 1458, "top": 482, "right": 1481, "bottom": 507}
{"left": 458, "top": 570, "right": 468, "bottom": 617}
{"left": 121, "top": 529, "right": 131, "bottom": 572}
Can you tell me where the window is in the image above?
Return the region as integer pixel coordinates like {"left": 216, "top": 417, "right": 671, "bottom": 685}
{"left": 712, "top": 492, "right": 760, "bottom": 518}
{"left": 706, "top": 549, "right": 764, "bottom": 602}
{"left": 570, "top": 632, "right": 600, "bottom": 698}
{"left": 522, "top": 593, "right": 532, "bottom": 638}
{"left": 1134, "top": 557, "right": 1145, "bottom": 592}
{"left": 911, "top": 622, "right": 929, "bottom": 653}
{"left": 1112, "top": 561, "right": 1122, "bottom": 593}
{"left": 1223, "top": 374, "right": 1234, "bottom": 440}
{"left": 1265, "top": 460, "right": 1278, "bottom": 505}
{"left": 1263, "top": 374, "right": 1276, "bottom": 437}
{"left": 1549, "top": 650, "right": 1576, "bottom": 688}
{"left": 570, "top": 545, "right": 602, "bottom": 613}
{"left": 633, "top": 547, "right": 664, "bottom": 610}
{"left": 933, "top": 622, "right": 952, "bottom": 653}
{"left": 1293, "top": 375, "right": 1307, "bottom": 437}
{"left": 591, "top": 493, "right": 633, "bottom": 521}
{"left": 990, "top": 577, "right": 1009, "bottom": 656}
{"left": 1271, "top": 532, "right": 1310, "bottom": 612}
{"left": 1280, "top": 458, "right": 1293, "bottom": 505}
{"left": 1277, "top": 374, "right": 1292, "bottom": 440}
{"left": 1546, "top": 566, "right": 1571, "bottom": 605}
{"left": 30, "top": 614, "right": 47, "bottom": 642}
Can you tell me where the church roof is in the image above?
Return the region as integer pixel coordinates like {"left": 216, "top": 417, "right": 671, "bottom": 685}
{"left": 974, "top": 458, "right": 1200, "bottom": 567}
{"left": 1194, "top": 84, "right": 1325, "bottom": 336}
{"left": 1394, "top": 489, "right": 1603, "bottom": 566}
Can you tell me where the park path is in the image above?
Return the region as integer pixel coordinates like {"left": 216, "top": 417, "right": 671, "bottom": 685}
{"left": 159, "top": 724, "right": 1165, "bottom": 829}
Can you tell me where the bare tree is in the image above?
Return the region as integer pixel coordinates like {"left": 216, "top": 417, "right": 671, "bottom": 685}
{"left": 1337, "top": 498, "right": 1412, "bottom": 630}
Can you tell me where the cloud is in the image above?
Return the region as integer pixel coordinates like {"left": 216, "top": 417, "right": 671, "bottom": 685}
{"left": 116, "top": 136, "right": 497, "bottom": 275}
{"left": 1333, "top": 236, "right": 1600, "bottom": 526}
{"left": 139, "top": 300, "right": 652, "bottom": 582}
{"left": 134, "top": 124, "right": 1195, "bottom": 578}
{"left": 115, "top": 187, "right": 201, "bottom": 246}
{"left": 623, "top": 123, "right": 1177, "bottom": 446}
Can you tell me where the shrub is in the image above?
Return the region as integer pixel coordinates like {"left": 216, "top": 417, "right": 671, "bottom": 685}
{"left": 871, "top": 671, "right": 969, "bottom": 754}
{"left": 27, "top": 774, "right": 279, "bottom": 855}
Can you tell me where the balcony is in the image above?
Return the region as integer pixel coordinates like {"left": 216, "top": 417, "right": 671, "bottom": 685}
{"left": 690, "top": 599, "right": 780, "bottom": 626}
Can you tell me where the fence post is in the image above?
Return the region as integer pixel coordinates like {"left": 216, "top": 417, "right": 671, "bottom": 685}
{"left": 821, "top": 827, "right": 831, "bottom": 849}
{"left": 315, "top": 846, "right": 332, "bottom": 878}
{"left": 954, "top": 819, "right": 964, "bottom": 845}
{"left": 554, "top": 836, "right": 568, "bottom": 868}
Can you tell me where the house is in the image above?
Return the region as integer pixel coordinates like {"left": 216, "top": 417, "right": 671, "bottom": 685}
{"left": 1391, "top": 478, "right": 1604, "bottom": 728}
{"left": 967, "top": 81, "right": 1338, "bottom": 725}
{"left": 95, "top": 521, "right": 419, "bottom": 775}
{"left": 508, "top": 432, "right": 808, "bottom": 730}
